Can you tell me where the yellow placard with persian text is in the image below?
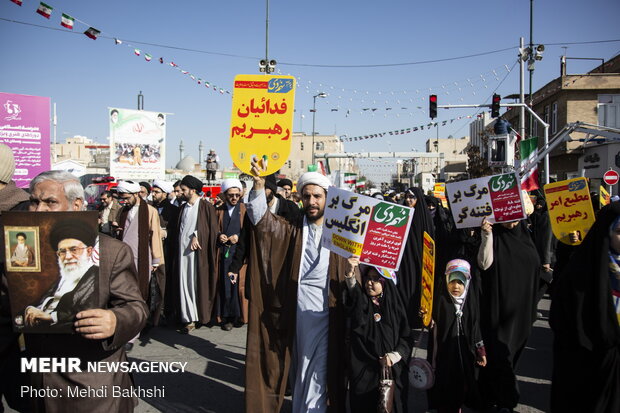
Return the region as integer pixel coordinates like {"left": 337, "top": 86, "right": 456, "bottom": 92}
{"left": 420, "top": 232, "right": 435, "bottom": 327}
{"left": 544, "top": 177, "right": 596, "bottom": 245}
{"left": 229, "top": 75, "right": 295, "bottom": 176}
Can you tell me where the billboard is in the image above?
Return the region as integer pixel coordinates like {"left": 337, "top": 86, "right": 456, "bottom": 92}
{"left": 0, "top": 92, "right": 51, "bottom": 188}
{"left": 109, "top": 108, "right": 166, "bottom": 180}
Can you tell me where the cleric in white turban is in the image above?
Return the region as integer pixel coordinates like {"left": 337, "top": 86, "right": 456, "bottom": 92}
{"left": 221, "top": 178, "right": 243, "bottom": 194}
{"left": 116, "top": 180, "right": 141, "bottom": 194}
{"left": 296, "top": 172, "right": 331, "bottom": 193}
{"left": 152, "top": 179, "right": 174, "bottom": 194}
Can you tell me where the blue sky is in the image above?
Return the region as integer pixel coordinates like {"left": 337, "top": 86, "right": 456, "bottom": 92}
{"left": 1, "top": 0, "right": 619, "bottom": 182}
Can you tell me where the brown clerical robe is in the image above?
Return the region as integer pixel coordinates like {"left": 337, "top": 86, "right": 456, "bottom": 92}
{"left": 244, "top": 207, "right": 349, "bottom": 413}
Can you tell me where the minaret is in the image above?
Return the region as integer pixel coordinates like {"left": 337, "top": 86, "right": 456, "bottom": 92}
{"left": 179, "top": 139, "right": 184, "bottom": 162}
{"left": 198, "top": 141, "right": 204, "bottom": 169}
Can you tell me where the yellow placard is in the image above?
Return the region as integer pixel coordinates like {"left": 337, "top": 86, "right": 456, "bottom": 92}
{"left": 544, "top": 177, "right": 596, "bottom": 245}
{"left": 229, "top": 75, "right": 296, "bottom": 176}
{"left": 420, "top": 232, "right": 435, "bottom": 327}
{"left": 600, "top": 185, "right": 611, "bottom": 207}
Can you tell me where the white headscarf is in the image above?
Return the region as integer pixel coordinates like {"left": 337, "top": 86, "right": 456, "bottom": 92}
{"left": 297, "top": 172, "right": 331, "bottom": 192}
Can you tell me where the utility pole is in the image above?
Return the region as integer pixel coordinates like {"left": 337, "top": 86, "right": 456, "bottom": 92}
{"left": 528, "top": 0, "right": 534, "bottom": 134}
{"left": 137, "top": 91, "right": 144, "bottom": 110}
{"left": 519, "top": 37, "right": 526, "bottom": 140}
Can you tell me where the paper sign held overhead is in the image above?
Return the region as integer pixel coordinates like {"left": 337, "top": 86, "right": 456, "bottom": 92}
{"left": 229, "top": 75, "right": 296, "bottom": 176}
{"left": 544, "top": 177, "right": 595, "bottom": 245}
{"left": 321, "top": 187, "right": 413, "bottom": 271}
{"left": 446, "top": 172, "right": 526, "bottom": 229}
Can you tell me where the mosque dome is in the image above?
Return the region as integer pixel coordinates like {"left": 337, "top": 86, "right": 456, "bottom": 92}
{"left": 175, "top": 156, "right": 197, "bottom": 172}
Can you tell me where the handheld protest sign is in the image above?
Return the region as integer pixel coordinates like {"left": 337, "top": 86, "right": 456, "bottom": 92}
{"left": 446, "top": 172, "right": 526, "bottom": 229}
{"left": 544, "top": 177, "right": 595, "bottom": 245}
{"left": 321, "top": 187, "right": 413, "bottom": 271}
{"left": 229, "top": 75, "right": 295, "bottom": 176}
{"left": 420, "top": 232, "right": 435, "bottom": 327}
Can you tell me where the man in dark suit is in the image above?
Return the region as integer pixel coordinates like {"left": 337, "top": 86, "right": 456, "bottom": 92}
{"left": 24, "top": 220, "right": 98, "bottom": 329}
{"left": 24, "top": 170, "right": 148, "bottom": 413}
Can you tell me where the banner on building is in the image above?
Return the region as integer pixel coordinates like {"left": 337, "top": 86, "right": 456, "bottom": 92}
{"left": 446, "top": 172, "right": 526, "bottom": 229}
{"left": 544, "top": 177, "right": 595, "bottom": 245}
{"left": 420, "top": 232, "right": 435, "bottom": 327}
{"left": 0, "top": 92, "right": 51, "bottom": 188}
{"left": 321, "top": 187, "right": 413, "bottom": 271}
{"left": 229, "top": 75, "right": 295, "bottom": 176}
{"left": 109, "top": 108, "right": 166, "bottom": 180}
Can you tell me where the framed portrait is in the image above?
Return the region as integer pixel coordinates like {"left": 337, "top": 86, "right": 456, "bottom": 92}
{"left": 4, "top": 226, "right": 41, "bottom": 272}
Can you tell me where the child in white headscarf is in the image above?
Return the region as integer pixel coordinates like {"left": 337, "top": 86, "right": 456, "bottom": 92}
{"left": 427, "top": 259, "right": 487, "bottom": 413}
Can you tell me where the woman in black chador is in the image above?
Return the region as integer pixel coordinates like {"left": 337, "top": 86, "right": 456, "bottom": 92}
{"left": 343, "top": 258, "right": 413, "bottom": 413}
{"left": 550, "top": 202, "right": 620, "bottom": 413}
{"left": 477, "top": 218, "right": 540, "bottom": 412}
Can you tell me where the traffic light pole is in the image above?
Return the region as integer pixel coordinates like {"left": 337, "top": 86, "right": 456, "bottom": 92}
{"left": 438, "top": 102, "right": 550, "bottom": 184}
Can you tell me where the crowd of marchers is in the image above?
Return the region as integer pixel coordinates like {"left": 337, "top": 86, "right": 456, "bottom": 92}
{"left": 0, "top": 143, "right": 618, "bottom": 413}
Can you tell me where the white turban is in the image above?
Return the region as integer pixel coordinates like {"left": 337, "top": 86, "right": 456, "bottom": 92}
{"left": 297, "top": 172, "right": 331, "bottom": 192}
{"left": 116, "top": 180, "right": 141, "bottom": 194}
{"left": 221, "top": 178, "right": 242, "bottom": 193}
{"left": 152, "top": 179, "right": 174, "bottom": 194}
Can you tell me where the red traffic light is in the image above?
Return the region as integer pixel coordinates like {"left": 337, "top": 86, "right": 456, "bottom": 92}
{"left": 429, "top": 94, "right": 438, "bottom": 119}
{"left": 429, "top": 95, "right": 437, "bottom": 103}
{"left": 491, "top": 94, "right": 501, "bottom": 118}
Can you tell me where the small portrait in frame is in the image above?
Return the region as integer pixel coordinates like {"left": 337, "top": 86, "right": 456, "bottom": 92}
{"left": 5, "top": 227, "right": 41, "bottom": 272}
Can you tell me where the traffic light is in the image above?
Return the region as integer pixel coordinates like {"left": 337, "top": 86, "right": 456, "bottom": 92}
{"left": 429, "top": 95, "right": 437, "bottom": 119}
{"left": 491, "top": 94, "right": 501, "bottom": 118}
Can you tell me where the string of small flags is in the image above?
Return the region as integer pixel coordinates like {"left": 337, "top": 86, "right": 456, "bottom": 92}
{"left": 9, "top": 0, "right": 232, "bottom": 95}
{"left": 339, "top": 114, "right": 481, "bottom": 142}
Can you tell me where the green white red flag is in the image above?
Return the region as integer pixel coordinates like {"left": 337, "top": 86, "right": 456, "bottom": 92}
{"left": 84, "top": 27, "right": 100, "bottom": 40}
{"left": 134, "top": 49, "right": 141, "bottom": 56}
{"left": 520, "top": 137, "right": 539, "bottom": 191}
{"left": 60, "top": 13, "right": 74, "bottom": 29}
{"left": 344, "top": 173, "right": 357, "bottom": 184}
{"left": 144, "top": 54, "right": 152, "bottom": 62}
{"left": 356, "top": 180, "right": 366, "bottom": 188}
{"left": 36, "top": 2, "right": 53, "bottom": 19}
{"left": 10, "top": 0, "right": 23, "bottom": 6}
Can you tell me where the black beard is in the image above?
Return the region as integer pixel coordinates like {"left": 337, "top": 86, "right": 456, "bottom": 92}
{"left": 266, "top": 192, "right": 275, "bottom": 204}
{"left": 304, "top": 206, "right": 324, "bottom": 222}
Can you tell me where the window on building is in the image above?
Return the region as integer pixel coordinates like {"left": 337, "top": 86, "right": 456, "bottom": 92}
{"left": 316, "top": 142, "right": 324, "bottom": 151}
{"left": 599, "top": 94, "right": 620, "bottom": 129}
{"left": 551, "top": 102, "right": 558, "bottom": 134}
{"left": 287, "top": 160, "right": 292, "bottom": 168}
{"left": 301, "top": 160, "right": 304, "bottom": 169}
{"left": 532, "top": 119, "right": 538, "bottom": 137}
{"left": 300, "top": 142, "right": 304, "bottom": 150}
{"left": 543, "top": 105, "right": 550, "bottom": 125}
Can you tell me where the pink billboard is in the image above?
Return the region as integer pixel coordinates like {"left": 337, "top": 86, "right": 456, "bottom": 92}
{"left": 0, "top": 93, "right": 51, "bottom": 188}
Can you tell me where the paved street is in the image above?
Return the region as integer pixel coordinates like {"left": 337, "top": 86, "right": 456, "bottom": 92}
{"left": 4, "top": 298, "right": 552, "bottom": 413}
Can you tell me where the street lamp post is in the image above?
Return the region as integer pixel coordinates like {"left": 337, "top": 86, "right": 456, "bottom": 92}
{"left": 311, "top": 92, "right": 327, "bottom": 166}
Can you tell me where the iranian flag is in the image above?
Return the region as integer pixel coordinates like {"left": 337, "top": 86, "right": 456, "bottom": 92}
{"left": 84, "top": 27, "right": 100, "bottom": 40}
{"left": 10, "top": 0, "right": 23, "bottom": 6}
{"left": 36, "top": 2, "right": 53, "bottom": 19}
{"left": 356, "top": 179, "right": 366, "bottom": 188}
{"left": 60, "top": 13, "right": 74, "bottom": 29}
{"left": 144, "top": 54, "right": 152, "bottom": 62}
{"left": 344, "top": 173, "right": 357, "bottom": 185}
{"left": 520, "top": 137, "right": 539, "bottom": 191}
{"left": 134, "top": 49, "right": 141, "bottom": 56}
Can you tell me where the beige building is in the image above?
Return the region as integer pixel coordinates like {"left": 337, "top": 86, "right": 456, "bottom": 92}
{"left": 278, "top": 132, "right": 358, "bottom": 180}
{"left": 52, "top": 135, "right": 110, "bottom": 169}
{"left": 502, "top": 54, "right": 620, "bottom": 180}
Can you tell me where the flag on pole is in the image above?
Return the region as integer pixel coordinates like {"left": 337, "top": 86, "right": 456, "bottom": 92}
{"left": 60, "top": 13, "right": 74, "bottom": 29}
{"left": 134, "top": 49, "right": 141, "bottom": 56}
{"left": 344, "top": 173, "right": 357, "bottom": 185}
{"left": 36, "top": 2, "right": 53, "bottom": 19}
{"left": 144, "top": 54, "right": 152, "bottom": 62}
{"left": 356, "top": 179, "right": 366, "bottom": 188}
{"left": 520, "top": 137, "right": 539, "bottom": 191}
{"left": 10, "top": 0, "right": 23, "bottom": 6}
{"left": 84, "top": 27, "right": 101, "bottom": 40}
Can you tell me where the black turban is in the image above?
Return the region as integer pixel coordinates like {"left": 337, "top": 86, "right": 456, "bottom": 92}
{"left": 139, "top": 181, "right": 151, "bottom": 194}
{"left": 264, "top": 174, "right": 277, "bottom": 193}
{"left": 277, "top": 178, "right": 293, "bottom": 189}
{"left": 180, "top": 175, "right": 203, "bottom": 193}
{"left": 50, "top": 220, "right": 97, "bottom": 249}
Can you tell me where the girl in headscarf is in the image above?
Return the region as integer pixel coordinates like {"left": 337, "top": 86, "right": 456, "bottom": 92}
{"left": 427, "top": 259, "right": 487, "bottom": 413}
{"left": 477, "top": 218, "right": 540, "bottom": 412}
{"left": 343, "top": 257, "right": 413, "bottom": 413}
{"left": 550, "top": 202, "right": 620, "bottom": 413}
